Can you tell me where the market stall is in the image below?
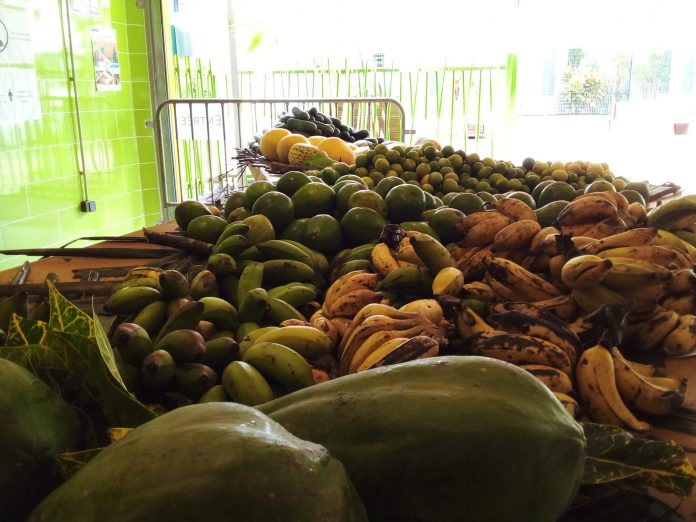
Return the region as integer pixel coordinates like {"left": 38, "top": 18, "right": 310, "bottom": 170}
{"left": 2, "top": 102, "right": 696, "bottom": 521}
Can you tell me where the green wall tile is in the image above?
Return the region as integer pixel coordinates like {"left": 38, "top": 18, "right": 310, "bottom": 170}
{"left": 139, "top": 163, "right": 159, "bottom": 189}
{"left": 122, "top": 165, "right": 143, "bottom": 192}
{"left": 26, "top": 177, "right": 83, "bottom": 215}
{"left": 137, "top": 136, "right": 156, "bottom": 163}
{"left": 125, "top": 2, "right": 145, "bottom": 25}
{"left": 115, "top": 110, "right": 137, "bottom": 138}
{"left": 141, "top": 188, "right": 161, "bottom": 216}
{"left": 130, "top": 55, "right": 149, "bottom": 82}
{"left": 113, "top": 22, "right": 129, "bottom": 54}
{"left": 132, "top": 81, "right": 151, "bottom": 109}
{"left": 110, "top": 0, "right": 127, "bottom": 24}
{"left": 0, "top": 187, "right": 30, "bottom": 224}
{"left": 127, "top": 25, "right": 146, "bottom": 54}
{"left": 133, "top": 109, "right": 153, "bottom": 136}
{"left": 0, "top": 213, "right": 63, "bottom": 250}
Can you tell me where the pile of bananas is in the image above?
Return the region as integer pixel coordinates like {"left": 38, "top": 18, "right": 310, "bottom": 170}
{"left": 452, "top": 300, "right": 687, "bottom": 431}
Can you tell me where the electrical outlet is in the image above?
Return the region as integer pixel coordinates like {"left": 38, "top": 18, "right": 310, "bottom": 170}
{"left": 80, "top": 200, "right": 97, "bottom": 212}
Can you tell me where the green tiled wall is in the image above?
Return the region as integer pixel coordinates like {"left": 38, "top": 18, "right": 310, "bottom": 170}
{"left": 0, "top": 0, "right": 162, "bottom": 272}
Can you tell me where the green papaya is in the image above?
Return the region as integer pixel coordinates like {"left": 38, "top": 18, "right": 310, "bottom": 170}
{"left": 0, "top": 358, "right": 81, "bottom": 520}
{"left": 260, "top": 356, "right": 586, "bottom": 522}
{"left": 28, "top": 403, "right": 367, "bottom": 522}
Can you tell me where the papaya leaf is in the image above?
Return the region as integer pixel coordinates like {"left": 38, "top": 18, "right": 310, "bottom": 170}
{"left": 582, "top": 422, "right": 696, "bottom": 497}
{"left": 55, "top": 448, "right": 103, "bottom": 480}
{"left": 5, "top": 313, "right": 49, "bottom": 346}
{"left": 48, "top": 280, "right": 94, "bottom": 338}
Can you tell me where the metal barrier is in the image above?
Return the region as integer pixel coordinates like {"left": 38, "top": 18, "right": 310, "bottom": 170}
{"left": 154, "top": 97, "right": 408, "bottom": 209}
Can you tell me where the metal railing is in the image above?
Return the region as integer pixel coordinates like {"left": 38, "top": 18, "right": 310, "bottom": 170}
{"left": 153, "top": 97, "right": 407, "bottom": 209}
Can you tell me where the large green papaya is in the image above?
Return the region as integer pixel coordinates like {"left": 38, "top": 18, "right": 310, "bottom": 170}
{"left": 29, "top": 402, "right": 367, "bottom": 522}
{"left": 0, "top": 358, "right": 81, "bottom": 521}
{"left": 259, "top": 356, "right": 586, "bottom": 522}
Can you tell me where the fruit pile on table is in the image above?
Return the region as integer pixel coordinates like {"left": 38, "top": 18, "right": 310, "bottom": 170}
{"left": 2, "top": 130, "right": 696, "bottom": 521}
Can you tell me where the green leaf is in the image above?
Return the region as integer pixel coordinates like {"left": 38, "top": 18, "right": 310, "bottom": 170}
{"left": 5, "top": 313, "right": 49, "bottom": 346}
{"left": 47, "top": 330, "right": 156, "bottom": 428}
{"left": 48, "top": 280, "right": 95, "bottom": 338}
{"left": 92, "top": 310, "right": 126, "bottom": 388}
{"left": 582, "top": 422, "right": 696, "bottom": 497}
{"left": 55, "top": 448, "right": 103, "bottom": 480}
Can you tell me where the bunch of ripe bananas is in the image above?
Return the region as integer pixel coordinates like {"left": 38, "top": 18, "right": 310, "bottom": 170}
{"left": 453, "top": 300, "right": 686, "bottom": 429}
{"left": 450, "top": 197, "right": 541, "bottom": 279}
{"left": 553, "top": 191, "right": 646, "bottom": 238}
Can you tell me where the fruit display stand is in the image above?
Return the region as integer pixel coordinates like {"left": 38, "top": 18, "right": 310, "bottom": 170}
{"left": 5, "top": 117, "right": 696, "bottom": 520}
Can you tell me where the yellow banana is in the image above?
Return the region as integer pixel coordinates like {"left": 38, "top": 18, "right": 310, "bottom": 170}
{"left": 579, "top": 227, "right": 658, "bottom": 254}
{"left": 460, "top": 281, "right": 495, "bottom": 302}
{"left": 465, "top": 213, "right": 512, "bottom": 247}
{"left": 491, "top": 219, "right": 541, "bottom": 253}
{"left": 529, "top": 226, "right": 560, "bottom": 254}
{"left": 349, "top": 326, "right": 429, "bottom": 373}
{"left": 329, "top": 316, "right": 352, "bottom": 339}
{"left": 610, "top": 347, "right": 685, "bottom": 415}
{"left": 571, "top": 284, "right": 630, "bottom": 314}
{"left": 661, "top": 314, "right": 696, "bottom": 356}
{"left": 553, "top": 392, "right": 580, "bottom": 418}
{"left": 355, "top": 337, "right": 409, "bottom": 372}
{"left": 458, "top": 245, "right": 494, "bottom": 280}
{"left": 556, "top": 195, "right": 618, "bottom": 227}
{"left": 633, "top": 309, "right": 681, "bottom": 352}
{"left": 399, "top": 299, "right": 444, "bottom": 324}
{"left": 455, "top": 304, "right": 495, "bottom": 339}
{"left": 323, "top": 270, "right": 380, "bottom": 310}
{"left": 483, "top": 272, "right": 521, "bottom": 302}
{"left": 337, "top": 304, "right": 418, "bottom": 355}
{"left": 601, "top": 260, "right": 664, "bottom": 291}
{"left": 667, "top": 269, "right": 696, "bottom": 294}
{"left": 595, "top": 245, "right": 687, "bottom": 269}
{"left": 394, "top": 239, "right": 426, "bottom": 267}
{"left": 622, "top": 358, "right": 660, "bottom": 378}
{"left": 432, "top": 267, "right": 464, "bottom": 297}
{"left": 456, "top": 210, "right": 507, "bottom": 235}
{"left": 580, "top": 217, "right": 628, "bottom": 240}
{"left": 626, "top": 201, "right": 648, "bottom": 226}
{"left": 661, "top": 292, "right": 696, "bottom": 315}
{"left": 357, "top": 335, "right": 439, "bottom": 372}
{"left": 371, "top": 242, "right": 400, "bottom": 277}
{"left": 325, "top": 288, "right": 382, "bottom": 319}
{"left": 339, "top": 314, "right": 433, "bottom": 375}
{"left": 575, "top": 346, "right": 651, "bottom": 432}
{"left": 125, "top": 267, "right": 163, "bottom": 281}
{"left": 520, "top": 364, "right": 574, "bottom": 395}
{"left": 489, "top": 310, "right": 579, "bottom": 364}
{"left": 468, "top": 330, "right": 572, "bottom": 376}
{"left": 491, "top": 197, "right": 537, "bottom": 222}
{"left": 560, "top": 254, "right": 613, "bottom": 289}
{"left": 309, "top": 312, "right": 339, "bottom": 346}
{"left": 530, "top": 295, "right": 578, "bottom": 321}
{"left": 486, "top": 257, "right": 562, "bottom": 301}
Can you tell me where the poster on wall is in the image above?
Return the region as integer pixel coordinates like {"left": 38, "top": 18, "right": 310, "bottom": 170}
{"left": 0, "top": 4, "right": 42, "bottom": 123}
{"left": 91, "top": 27, "right": 121, "bottom": 92}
